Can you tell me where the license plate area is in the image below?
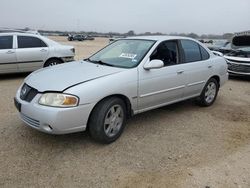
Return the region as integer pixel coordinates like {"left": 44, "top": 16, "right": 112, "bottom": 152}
{"left": 14, "top": 98, "right": 21, "bottom": 112}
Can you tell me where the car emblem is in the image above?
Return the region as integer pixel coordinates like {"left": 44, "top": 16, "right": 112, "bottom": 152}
{"left": 20, "top": 85, "right": 30, "bottom": 99}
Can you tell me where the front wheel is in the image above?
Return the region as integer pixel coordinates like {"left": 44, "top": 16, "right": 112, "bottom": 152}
{"left": 197, "top": 78, "right": 219, "bottom": 107}
{"left": 89, "top": 97, "right": 126, "bottom": 144}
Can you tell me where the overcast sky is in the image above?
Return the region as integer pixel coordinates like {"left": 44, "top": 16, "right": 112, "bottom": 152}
{"left": 1, "top": 0, "right": 250, "bottom": 34}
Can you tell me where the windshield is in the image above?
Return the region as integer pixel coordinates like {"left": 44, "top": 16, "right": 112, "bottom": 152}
{"left": 87, "top": 39, "right": 155, "bottom": 68}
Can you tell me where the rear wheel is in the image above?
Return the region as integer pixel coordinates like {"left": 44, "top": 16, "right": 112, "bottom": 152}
{"left": 44, "top": 59, "right": 62, "bottom": 67}
{"left": 89, "top": 97, "right": 126, "bottom": 144}
{"left": 197, "top": 78, "right": 219, "bottom": 106}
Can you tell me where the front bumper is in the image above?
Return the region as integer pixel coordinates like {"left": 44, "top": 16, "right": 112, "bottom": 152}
{"left": 226, "top": 60, "right": 250, "bottom": 76}
{"left": 15, "top": 88, "right": 94, "bottom": 134}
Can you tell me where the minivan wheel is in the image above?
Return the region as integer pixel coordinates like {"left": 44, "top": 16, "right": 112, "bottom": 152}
{"left": 44, "top": 59, "right": 62, "bottom": 67}
{"left": 89, "top": 97, "right": 126, "bottom": 144}
{"left": 197, "top": 78, "right": 219, "bottom": 107}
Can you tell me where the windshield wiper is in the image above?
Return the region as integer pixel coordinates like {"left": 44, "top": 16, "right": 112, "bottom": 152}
{"left": 84, "top": 59, "right": 114, "bottom": 67}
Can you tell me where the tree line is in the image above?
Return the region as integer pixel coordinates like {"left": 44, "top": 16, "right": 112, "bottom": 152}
{"left": 23, "top": 27, "right": 234, "bottom": 40}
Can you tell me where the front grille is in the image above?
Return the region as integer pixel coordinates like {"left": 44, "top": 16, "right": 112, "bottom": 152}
{"left": 20, "top": 84, "right": 38, "bottom": 102}
{"left": 20, "top": 113, "right": 40, "bottom": 128}
{"left": 227, "top": 61, "right": 250, "bottom": 74}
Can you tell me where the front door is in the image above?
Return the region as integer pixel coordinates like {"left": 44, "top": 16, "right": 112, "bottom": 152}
{"left": 138, "top": 40, "right": 186, "bottom": 112}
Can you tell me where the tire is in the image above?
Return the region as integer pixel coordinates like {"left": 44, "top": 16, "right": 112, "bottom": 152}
{"left": 196, "top": 78, "right": 219, "bottom": 107}
{"left": 89, "top": 97, "right": 127, "bottom": 144}
{"left": 44, "top": 59, "right": 62, "bottom": 67}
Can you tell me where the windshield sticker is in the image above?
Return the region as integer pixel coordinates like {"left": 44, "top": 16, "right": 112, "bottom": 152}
{"left": 119, "top": 53, "right": 137, "bottom": 59}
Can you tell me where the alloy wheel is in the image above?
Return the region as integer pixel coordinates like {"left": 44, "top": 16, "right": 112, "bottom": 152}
{"left": 205, "top": 82, "right": 217, "bottom": 104}
{"left": 104, "top": 104, "right": 124, "bottom": 137}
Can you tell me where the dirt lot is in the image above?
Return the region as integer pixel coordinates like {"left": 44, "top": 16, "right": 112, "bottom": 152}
{"left": 0, "top": 37, "right": 250, "bottom": 188}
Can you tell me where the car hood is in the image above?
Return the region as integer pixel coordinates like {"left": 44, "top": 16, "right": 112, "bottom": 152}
{"left": 25, "top": 61, "right": 124, "bottom": 92}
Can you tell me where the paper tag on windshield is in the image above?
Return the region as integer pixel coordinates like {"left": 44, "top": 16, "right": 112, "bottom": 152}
{"left": 119, "top": 53, "right": 137, "bottom": 59}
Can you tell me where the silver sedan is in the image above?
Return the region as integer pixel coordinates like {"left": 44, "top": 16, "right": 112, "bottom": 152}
{"left": 0, "top": 32, "right": 75, "bottom": 74}
{"left": 14, "top": 36, "right": 228, "bottom": 143}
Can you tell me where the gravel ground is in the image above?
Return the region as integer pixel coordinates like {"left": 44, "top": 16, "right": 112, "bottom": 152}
{"left": 0, "top": 37, "right": 250, "bottom": 188}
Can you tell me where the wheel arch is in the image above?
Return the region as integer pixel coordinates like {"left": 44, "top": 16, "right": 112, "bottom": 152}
{"left": 209, "top": 75, "right": 220, "bottom": 88}
{"left": 44, "top": 57, "right": 64, "bottom": 67}
{"left": 86, "top": 94, "right": 133, "bottom": 129}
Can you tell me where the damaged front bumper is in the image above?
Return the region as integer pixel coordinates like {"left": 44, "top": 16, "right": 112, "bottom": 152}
{"left": 225, "top": 58, "right": 250, "bottom": 76}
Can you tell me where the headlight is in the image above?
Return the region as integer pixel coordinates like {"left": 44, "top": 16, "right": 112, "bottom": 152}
{"left": 39, "top": 93, "right": 79, "bottom": 107}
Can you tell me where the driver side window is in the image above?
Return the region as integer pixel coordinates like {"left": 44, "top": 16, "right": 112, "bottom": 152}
{"left": 150, "top": 40, "right": 178, "bottom": 66}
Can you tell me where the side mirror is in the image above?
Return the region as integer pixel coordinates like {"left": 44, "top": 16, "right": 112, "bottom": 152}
{"left": 144, "top": 59, "right": 164, "bottom": 70}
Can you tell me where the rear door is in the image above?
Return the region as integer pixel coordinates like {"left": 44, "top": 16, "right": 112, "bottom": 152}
{"left": 16, "top": 35, "right": 49, "bottom": 72}
{"left": 0, "top": 35, "right": 17, "bottom": 73}
{"left": 179, "top": 39, "right": 212, "bottom": 98}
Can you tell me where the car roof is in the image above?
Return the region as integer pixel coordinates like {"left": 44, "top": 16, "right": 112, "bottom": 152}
{"left": 0, "top": 32, "right": 60, "bottom": 46}
{"left": 127, "top": 35, "right": 194, "bottom": 42}
{"left": 0, "top": 32, "right": 40, "bottom": 36}
{"left": 127, "top": 35, "right": 214, "bottom": 56}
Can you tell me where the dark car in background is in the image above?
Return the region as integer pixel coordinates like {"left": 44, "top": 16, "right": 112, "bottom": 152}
{"left": 68, "top": 34, "right": 95, "bottom": 41}
{"left": 68, "top": 34, "right": 85, "bottom": 41}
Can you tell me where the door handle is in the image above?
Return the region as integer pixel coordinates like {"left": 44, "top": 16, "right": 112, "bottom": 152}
{"left": 6, "top": 50, "right": 15, "bottom": 54}
{"left": 40, "top": 49, "right": 47, "bottom": 52}
{"left": 208, "top": 65, "right": 213, "bottom": 68}
{"left": 177, "top": 70, "right": 184, "bottom": 74}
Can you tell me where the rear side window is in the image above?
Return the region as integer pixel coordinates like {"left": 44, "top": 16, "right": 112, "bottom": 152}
{"left": 200, "top": 46, "right": 210, "bottom": 60}
{"left": 181, "top": 40, "right": 202, "bottom": 63}
{"left": 0, "top": 36, "right": 13, "bottom": 49}
{"left": 18, "top": 36, "right": 47, "bottom": 48}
